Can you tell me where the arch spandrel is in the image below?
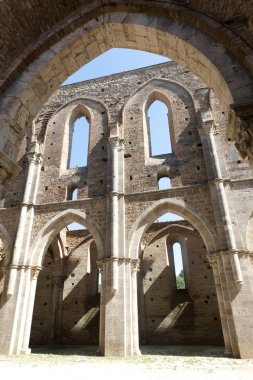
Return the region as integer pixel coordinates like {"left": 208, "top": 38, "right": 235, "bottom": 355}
{"left": 29, "top": 209, "right": 105, "bottom": 267}
{"left": 128, "top": 199, "right": 218, "bottom": 260}
{"left": 1, "top": 10, "right": 253, "bottom": 170}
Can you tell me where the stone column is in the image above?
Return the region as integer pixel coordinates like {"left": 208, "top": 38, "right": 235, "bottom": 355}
{"left": 108, "top": 135, "right": 124, "bottom": 290}
{"left": 207, "top": 253, "right": 234, "bottom": 356}
{"left": 200, "top": 110, "right": 253, "bottom": 358}
{"left": 20, "top": 266, "right": 42, "bottom": 354}
{"left": 201, "top": 118, "right": 242, "bottom": 284}
{"left": 0, "top": 140, "right": 44, "bottom": 355}
{"left": 131, "top": 259, "right": 141, "bottom": 355}
{"left": 49, "top": 275, "right": 64, "bottom": 343}
{"left": 7, "top": 141, "right": 43, "bottom": 296}
{"left": 97, "top": 261, "right": 105, "bottom": 355}
{"left": 98, "top": 257, "right": 141, "bottom": 357}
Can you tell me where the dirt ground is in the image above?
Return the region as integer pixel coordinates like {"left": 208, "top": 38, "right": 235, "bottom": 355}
{"left": 1, "top": 345, "right": 253, "bottom": 380}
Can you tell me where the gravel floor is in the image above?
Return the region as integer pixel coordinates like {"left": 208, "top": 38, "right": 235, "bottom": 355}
{"left": 1, "top": 345, "right": 253, "bottom": 380}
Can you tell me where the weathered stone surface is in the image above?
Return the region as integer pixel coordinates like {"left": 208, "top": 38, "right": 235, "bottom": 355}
{"left": 1, "top": 61, "right": 253, "bottom": 358}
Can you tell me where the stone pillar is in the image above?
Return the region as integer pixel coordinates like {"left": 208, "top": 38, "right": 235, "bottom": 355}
{"left": 98, "top": 257, "right": 141, "bottom": 357}
{"left": 97, "top": 262, "right": 105, "bottom": 355}
{"left": 207, "top": 253, "right": 234, "bottom": 356}
{"left": 7, "top": 141, "right": 43, "bottom": 296}
{"left": 20, "top": 267, "right": 42, "bottom": 354}
{"left": 200, "top": 110, "right": 253, "bottom": 358}
{"left": 131, "top": 259, "right": 141, "bottom": 355}
{"left": 49, "top": 275, "right": 64, "bottom": 343}
{"left": 107, "top": 134, "right": 124, "bottom": 290}
{"left": 0, "top": 140, "right": 44, "bottom": 355}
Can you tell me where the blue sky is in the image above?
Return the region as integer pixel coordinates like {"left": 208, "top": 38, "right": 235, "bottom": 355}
{"left": 65, "top": 48, "right": 185, "bottom": 274}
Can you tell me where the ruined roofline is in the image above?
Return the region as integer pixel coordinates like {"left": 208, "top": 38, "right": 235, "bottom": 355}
{"left": 60, "top": 60, "right": 176, "bottom": 89}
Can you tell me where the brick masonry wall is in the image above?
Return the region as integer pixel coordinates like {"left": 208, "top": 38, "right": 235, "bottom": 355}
{"left": 139, "top": 221, "right": 223, "bottom": 345}
{"left": 31, "top": 229, "right": 100, "bottom": 345}
{"left": 1, "top": 61, "right": 253, "bottom": 348}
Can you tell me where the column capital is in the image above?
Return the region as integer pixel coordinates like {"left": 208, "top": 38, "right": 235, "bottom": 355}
{"left": 26, "top": 151, "right": 43, "bottom": 165}
{"left": 131, "top": 259, "right": 140, "bottom": 272}
{"left": 108, "top": 136, "right": 124, "bottom": 150}
{"left": 197, "top": 109, "right": 217, "bottom": 134}
{"left": 31, "top": 266, "right": 42, "bottom": 279}
{"left": 207, "top": 252, "right": 219, "bottom": 268}
{"left": 97, "top": 257, "right": 140, "bottom": 266}
{"left": 27, "top": 140, "right": 44, "bottom": 165}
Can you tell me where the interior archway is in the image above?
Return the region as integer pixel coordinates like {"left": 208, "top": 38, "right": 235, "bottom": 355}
{"left": 29, "top": 211, "right": 102, "bottom": 352}
{"left": 1, "top": 10, "right": 252, "bottom": 168}
{"left": 136, "top": 208, "right": 224, "bottom": 348}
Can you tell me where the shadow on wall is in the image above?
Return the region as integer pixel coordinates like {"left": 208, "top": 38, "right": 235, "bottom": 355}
{"left": 30, "top": 238, "right": 100, "bottom": 346}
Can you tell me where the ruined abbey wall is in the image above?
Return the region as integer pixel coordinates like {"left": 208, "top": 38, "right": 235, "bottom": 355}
{"left": 1, "top": 61, "right": 253, "bottom": 357}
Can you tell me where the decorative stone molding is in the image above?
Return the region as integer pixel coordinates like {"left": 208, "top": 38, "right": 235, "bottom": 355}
{"left": 131, "top": 259, "right": 140, "bottom": 272}
{"left": 97, "top": 257, "right": 140, "bottom": 267}
{"left": 26, "top": 140, "right": 44, "bottom": 166}
{"left": 228, "top": 104, "right": 253, "bottom": 162}
{"left": 207, "top": 253, "right": 219, "bottom": 269}
{"left": 31, "top": 266, "right": 42, "bottom": 280}
{"left": 108, "top": 136, "right": 124, "bottom": 150}
{"left": 97, "top": 261, "right": 104, "bottom": 273}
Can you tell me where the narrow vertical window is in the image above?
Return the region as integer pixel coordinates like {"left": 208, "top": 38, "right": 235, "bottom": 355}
{"left": 66, "top": 186, "right": 78, "bottom": 201}
{"left": 97, "top": 271, "right": 101, "bottom": 294}
{"left": 72, "top": 188, "right": 78, "bottom": 200}
{"left": 158, "top": 177, "right": 171, "bottom": 190}
{"left": 69, "top": 116, "right": 89, "bottom": 168}
{"left": 172, "top": 242, "right": 186, "bottom": 289}
{"left": 147, "top": 100, "right": 172, "bottom": 156}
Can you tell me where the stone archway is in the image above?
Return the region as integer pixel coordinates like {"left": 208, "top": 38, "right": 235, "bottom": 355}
{"left": 128, "top": 198, "right": 217, "bottom": 260}
{"left": 4, "top": 209, "right": 104, "bottom": 356}
{"left": 1, "top": 6, "right": 253, "bottom": 177}
{"left": 29, "top": 208, "right": 104, "bottom": 268}
{"left": 127, "top": 199, "right": 224, "bottom": 350}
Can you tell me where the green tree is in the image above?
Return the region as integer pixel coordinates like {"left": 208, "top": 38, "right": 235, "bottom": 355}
{"left": 176, "top": 274, "right": 185, "bottom": 289}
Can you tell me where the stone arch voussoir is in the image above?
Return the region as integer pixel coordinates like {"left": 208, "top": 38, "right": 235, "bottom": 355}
{"left": 30, "top": 209, "right": 104, "bottom": 267}
{"left": 128, "top": 199, "right": 217, "bottom": 259}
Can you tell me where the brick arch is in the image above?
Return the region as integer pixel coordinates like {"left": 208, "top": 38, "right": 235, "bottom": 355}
{"left": 1, "top": 11, "right": 252, "bottom": 166}
{"left": 147, "top": 223, "right": 195, "bottom": 248}
{"left": 29, "top": 209, "right": 104, "bottom": 267}
{"left": 122, "top": 77, "right": 199, "bottom": 162}
{"left": 123, "top": 77, "right": 207, "bottom": 124}
{"left": 128, "top": 199, "right": 217, "bottom": 260}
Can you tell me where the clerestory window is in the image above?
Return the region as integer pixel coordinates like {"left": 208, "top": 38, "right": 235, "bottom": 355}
{"left": 147, "top": 100, "right": 172, "bottom": 156}
{"left": 69, "top": 116, "right": 90, "bottom": 168}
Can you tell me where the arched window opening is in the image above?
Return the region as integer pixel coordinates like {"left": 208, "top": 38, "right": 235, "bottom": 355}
{"left": 172, "top": 242, "right": 186, "bottom": 290}
{"left": 155, "top": 212, "right": 184, "bottom": 223}
{"left": 69, "top": 116, "right": 90, "bottom": 168}
{"left": 158, "top": 177, "right": 171, "bottom": 190}
{"left": 72, "top": 188, "right": 78, "bottom": 200}
{"left": 67, "top": 222, "right": 86, "bottom": 231}
{"left": 30, "top": 220, "right": 100, "bottom": 349}
{"left": 66, "top": 186, "right": 78, "bottom": 201}
{"left": 97, "top": 271, "right": 102, "bottom": 294}
{"left": 147, "top": 100, "right": 172, "bottom": 156}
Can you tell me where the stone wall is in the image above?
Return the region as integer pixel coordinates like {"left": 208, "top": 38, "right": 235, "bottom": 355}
{"left": 1, "top": 61, "right": 253, "bottom": 357}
